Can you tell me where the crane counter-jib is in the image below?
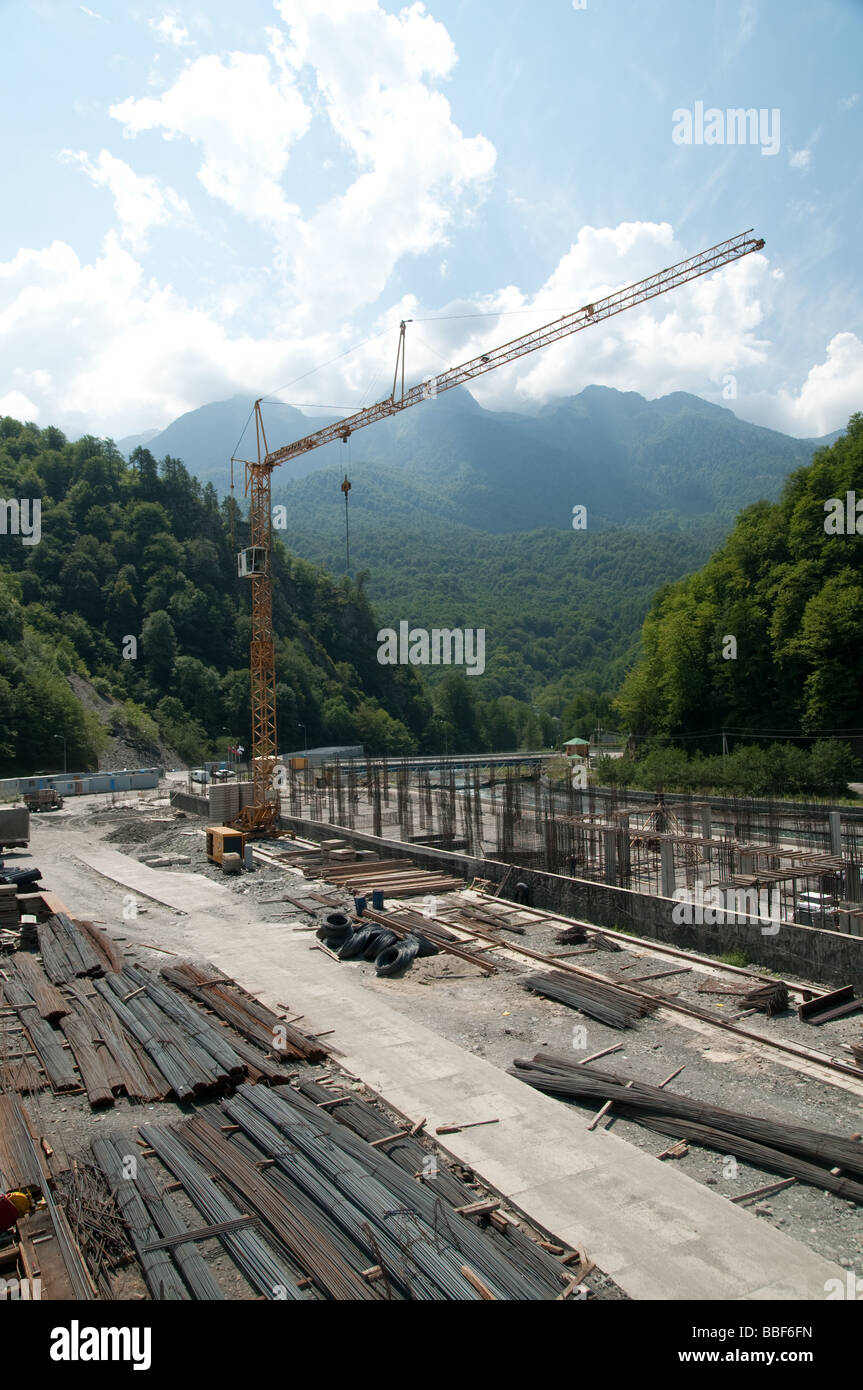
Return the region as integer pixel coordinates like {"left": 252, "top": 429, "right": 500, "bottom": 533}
{"left": 262, "top": 228, "right": 765, "bottom": 468}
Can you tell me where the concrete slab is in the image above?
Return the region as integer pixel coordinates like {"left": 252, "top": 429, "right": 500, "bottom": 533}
{"left": 74, "top": 846, "right": 231, "bottom": 915}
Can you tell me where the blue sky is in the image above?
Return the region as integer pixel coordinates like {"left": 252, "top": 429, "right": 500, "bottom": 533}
{"left": 2, "top": 0, "right": 861, "bottom": 439}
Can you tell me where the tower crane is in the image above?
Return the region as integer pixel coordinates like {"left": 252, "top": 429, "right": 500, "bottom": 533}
{"left": 233, "top": 228, "right": 765, "bottom": 834}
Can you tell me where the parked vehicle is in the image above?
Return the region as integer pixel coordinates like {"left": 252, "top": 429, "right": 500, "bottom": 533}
{"left": 23, "top": 788, "right": 63, "bottom": 813}
{"left": 190, "top": 769, "right": 211, "bottom": 785}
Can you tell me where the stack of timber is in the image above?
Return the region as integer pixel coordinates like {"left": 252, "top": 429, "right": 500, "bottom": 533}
{"left": 521, "top": 970, "right": 657, "bottom": 1030}
{"left": 312, "top": 857, "right": 464, "bottom": 899}
{"left": 135, "top": 1081, "right": 578, "bottom": 1300}
{"left": 0, "top": 882, "right": 18, "bottom": 934}
{"left": 510, "top": 1053, "right": 863, "bottom": 1204}
{"left": 160, "top": 959, "right": 328, "bottom": 1065}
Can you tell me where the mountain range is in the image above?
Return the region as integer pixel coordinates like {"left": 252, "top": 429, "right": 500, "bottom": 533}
{"left": 117, "top": 387, "right": 843, "bottom": 705}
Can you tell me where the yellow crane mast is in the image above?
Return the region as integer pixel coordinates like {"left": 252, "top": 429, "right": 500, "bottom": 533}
{"left": 234, "top": 228, "right": 765, "bottom": 834}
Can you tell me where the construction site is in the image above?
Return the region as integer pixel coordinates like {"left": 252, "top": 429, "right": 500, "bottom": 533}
{"left": 1, "top": 229, "right": 860, "bottom": 1319}
{"left": 1, "top": 759, "right": 862, "bottom": 1306}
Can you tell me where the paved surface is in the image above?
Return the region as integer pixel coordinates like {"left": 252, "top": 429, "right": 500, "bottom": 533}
{"left": 50, "top": 839, "right": 850, "bottom": 1301}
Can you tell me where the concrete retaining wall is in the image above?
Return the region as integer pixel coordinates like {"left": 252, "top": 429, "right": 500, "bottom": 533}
{"left": 278, "top": 812, "right": 863, "bottom": 992}
{"left": 169, "top": 789, "right": 210, "bottom": 816}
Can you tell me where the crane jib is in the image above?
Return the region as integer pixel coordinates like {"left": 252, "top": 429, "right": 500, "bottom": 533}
{"left": 263, "top": 229, "right": 764, "bottom": 467}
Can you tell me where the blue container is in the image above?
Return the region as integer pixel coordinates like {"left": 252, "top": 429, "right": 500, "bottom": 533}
{"left": 371, "top": 889, "right": 385, "bottom": 910}
{"left": 354, "top": 895, "right": 367, "bottom": 917}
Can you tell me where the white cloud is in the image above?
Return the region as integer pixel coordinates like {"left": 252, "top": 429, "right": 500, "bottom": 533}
{"left": 109, "top": 4, "right": 494, "bottom": 320}
{"left": 150, "top": 15, "right": 191, "bottom": 47}
{"left": 0, "top": 235, "right": 346, "bottom": 439}
{"left": 733, "top": 333, "right": 863, "bottom": 437}
{"left": 412, "top": 222, "right": 771, "bottom": 414}
{"left": 0, "top": 391, "right": 39, "bottom": 421}
{"left": 80, "top": 6, "right": 104, "bottom": 20}
{"left": 61, "top": 149, "right": 190, "bottom": 252}
{"left": 0, "top": 222, "right": 857, "bottom": 443}
{"left": 789, "top": 148, "right": 810, "bottom": 169}
{"left": 111, "top": 52, "right": 310, "bottom": 229}
{"left": 840, "top": 94, "right": 859, "bottom": 111}
{"left": 272, "top": 0, "right": 495, "bottom": 316}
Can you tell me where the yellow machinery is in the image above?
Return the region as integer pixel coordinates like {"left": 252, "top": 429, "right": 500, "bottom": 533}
{"left": 206, "top": 825, "right": 247, "bottom": 866}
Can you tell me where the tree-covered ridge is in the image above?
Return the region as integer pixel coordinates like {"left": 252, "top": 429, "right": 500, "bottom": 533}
{"left": 0, "top": 416, "right": 578, "bottom": 772}
{"left": 0, "top": 418, "right": 436, "bottom": 772}
{"left": 615, "top": 413, "right": 863, "bottom": 752}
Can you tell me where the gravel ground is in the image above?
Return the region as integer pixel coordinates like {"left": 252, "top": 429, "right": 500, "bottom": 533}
{"left": 61, "top": 802, "right": 863, "bottom": 1281}
{"left": 8, "top": 801, "right": 628, "bottom": 1300}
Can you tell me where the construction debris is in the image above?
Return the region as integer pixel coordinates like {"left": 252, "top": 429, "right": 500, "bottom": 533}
{"left": 742, "top": 981, "right": 789, "bottom": 1016}
{"left": 798, "top": 985, "right": 860, "bottom": 1025}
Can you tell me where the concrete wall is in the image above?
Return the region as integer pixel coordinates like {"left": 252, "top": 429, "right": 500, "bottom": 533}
{"left": 278, "top": 811, "right": 863, "bottom": 992}
{"left": 169, "top": 789, "right": 210, "bottom": 816}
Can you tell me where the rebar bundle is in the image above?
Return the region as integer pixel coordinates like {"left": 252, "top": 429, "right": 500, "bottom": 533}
{"left": 510, "top": 1053, "right": 863, "bottom": 1199}
{"left": 521, "top": 970, "right": 657, "bottom": 1029}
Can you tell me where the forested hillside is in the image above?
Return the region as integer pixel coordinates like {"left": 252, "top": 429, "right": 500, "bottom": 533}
{"left": 0, "top": 418, "right": 439, "bottom": 773}
{"left": 0, "top": 417, "right": 571, "bottom": 773}
{"left": 610, "top": 412, "right": 863, "bottom": 788}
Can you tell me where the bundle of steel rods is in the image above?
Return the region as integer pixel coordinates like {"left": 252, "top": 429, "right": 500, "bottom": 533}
{"left": 93, "top": 966, "right": 247, "bottom": 1101}
{"left": 2, "top": 977, "right": 80, "bottom": 1091}
{"left": 92, "top": 1135, "right": 223, "bottom": 1301}
{"left": 520, "top": 970, "right": 657, "bottom": 1029}
{"left": 0, "top": 1092, "right": 44, "bottom": 1189}
{"left": 178, "top": 1113, "right": 377, "bottom": 1301}
{"left": 293, "top": 1076, "right": 569, "bottom": 1297}
{"left": 56, "top": 1159, "right": 135, "bottom": 1287}
{"left": 37, "top": 913, "right": 103, "bottom": 984}
{"left": 137, "top": 1124, "right": 302, "bottom": 1299}
{"left": 510, "top": 1053, "right": 863, "bottom": 1202}
{"left": 217, "top": 1082, "right": 565, "bottom": 1300}
{"left": 159, "top": 959, "right": 327, "bottom": 1063}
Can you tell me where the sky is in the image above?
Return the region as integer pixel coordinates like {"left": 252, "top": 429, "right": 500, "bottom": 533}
{"left": 1, "top": 0, "right": 862, "bottom": 442}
